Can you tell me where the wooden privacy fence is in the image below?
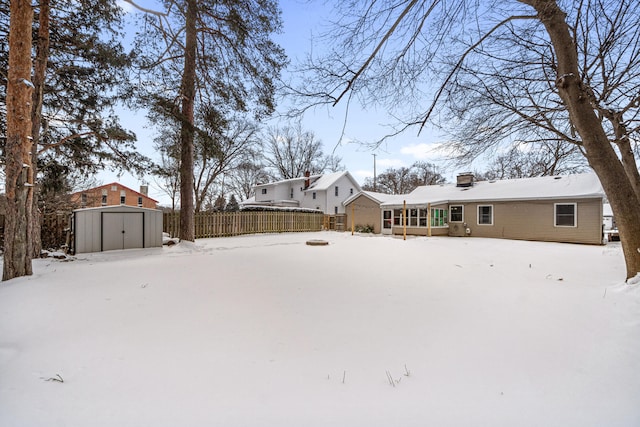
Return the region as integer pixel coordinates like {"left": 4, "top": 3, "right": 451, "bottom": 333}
{"left": 163, "top": 211, "right": 324, "bottom": 239}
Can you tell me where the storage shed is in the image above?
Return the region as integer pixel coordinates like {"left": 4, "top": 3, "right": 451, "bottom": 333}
{"left": 72, "top": 205, "right": 163, "bottom": 254}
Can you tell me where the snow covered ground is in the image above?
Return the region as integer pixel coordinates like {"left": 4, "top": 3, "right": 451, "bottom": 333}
{"left": 1, "top": 231, "right": 639, "bottom": 426}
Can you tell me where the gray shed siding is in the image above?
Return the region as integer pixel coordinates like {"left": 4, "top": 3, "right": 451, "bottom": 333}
{"left": 74, "top": 206, "right": 163, "bottom": 253}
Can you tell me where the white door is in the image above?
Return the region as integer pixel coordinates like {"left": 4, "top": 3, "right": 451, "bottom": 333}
{"left": 382, "top": 210, "right": 393, "bottom": 234}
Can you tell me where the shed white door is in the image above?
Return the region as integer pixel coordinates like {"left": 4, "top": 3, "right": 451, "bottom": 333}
{"left": 102, "top": 212, "right": 144, "bottom": 251}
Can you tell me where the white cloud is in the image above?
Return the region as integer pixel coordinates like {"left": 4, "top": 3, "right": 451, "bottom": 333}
{"left": 352, "top": 169, "right": 373, "bottom": 181}
{"left": 400, "top": 143, "right": 447, "bottom": 161}
{"left": 376, "top": 158, "right": 405, "bottom": 168}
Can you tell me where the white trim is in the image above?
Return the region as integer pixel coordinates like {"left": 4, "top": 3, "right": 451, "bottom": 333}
{"left": 554, "top": 202, "right": 577, "bottom": 227}
{"left": 477, "top": 204, "right": 493, "bottom": 226}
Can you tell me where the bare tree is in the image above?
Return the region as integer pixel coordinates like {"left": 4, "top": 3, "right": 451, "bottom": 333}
{"left": 264, "top": 121, "right": 343, "bottom": 180}
{"left": 362, "top": 161, "right": 445, "bottom": 194}
{"left": 228, "top": 157, "right": 269, "bottom": 201}
{"left": 193, "top": 115, "right": 260, "bottom": 212}
{"left": 295, "top": 0, "right": 640, "bottom": 279}
{"left": 480, "top": 141, "right": 587, "bottom": 180}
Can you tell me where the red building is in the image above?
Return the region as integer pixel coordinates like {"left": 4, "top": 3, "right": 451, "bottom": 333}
{"left": 71, "top": 183, "right": 158, "bottom": 209}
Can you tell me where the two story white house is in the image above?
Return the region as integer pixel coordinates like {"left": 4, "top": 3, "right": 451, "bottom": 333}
{"left": 244, "top": 171, "right": 362, "bottom": 214}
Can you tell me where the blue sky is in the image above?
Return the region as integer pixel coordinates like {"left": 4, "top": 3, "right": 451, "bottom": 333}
{"left": 111, "top": 0, "right": 459, "bottom": 204}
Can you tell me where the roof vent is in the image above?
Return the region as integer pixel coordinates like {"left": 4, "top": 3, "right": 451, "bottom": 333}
{"left": 456, "top": 173, "right": 475, "bottom": 188}
{"left": 554, "top": 176, "right": 562, "bottom": 180}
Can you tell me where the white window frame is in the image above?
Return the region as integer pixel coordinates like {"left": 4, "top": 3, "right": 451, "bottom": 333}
{"left": 261, "top": 188, "right": 267, "bottom": 195}
{"left": 477, "top": 205, "right": 493, "bottom": 225}
{"left": 554, "top": 203, "right": 577, "bottom": 227}
{"left": 138, "top": 196, "right": 143, "bottom": 207}
{"left": 120, "top": 190, "right": 126, "bottom": 205}
{"left": 334, "top": 186, "right": 339, "bottom": 197}
{"left": 450, "top": 205, "right": 464, "bottom": 222}
{"left": 430, "top": 207, "right": 448, "bottom": 227}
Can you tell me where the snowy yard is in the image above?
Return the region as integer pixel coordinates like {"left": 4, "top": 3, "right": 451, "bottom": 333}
{"left": 1, "top": 231, "right": 639, "bottom": 426}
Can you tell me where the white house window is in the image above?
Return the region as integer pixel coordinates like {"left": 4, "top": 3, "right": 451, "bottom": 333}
{"left": 111, "top": 185, "right": 118, "bottom": 192}
{"left": 101, "top": 189, "right": 107, "bottom": 206}
{"left": 312, "top": 192, "right": 316, "bottom": 200}
{"left": 335, "top": 186, "right": 339, "bottom": 197}
{"left": 393, "top": 209, "right": 403, "bottom": 226}
{"left": 555, "top": 203, "right": 576, "bottom": 227}
{"left": 261, "top": 188, "right": 267, "bottom": 195}
{"left": 81, "top": 193, "right": 87, "bottom": 207}
{"left": 419, "top": 208, "right": 428, "bottom": 226}
{"left": 120, "top": 190, "right": 126, "bottom": 205}
{"left": 478, "top": 205, "right": 493, "bottom": 225}
{"left": 138, "top": 196, "right": 143, "bottom": 207}
{"left": 431, "top": 208, "right": 448, "bottom": 227}
{"left": 408, "top": 208, "right": 418, "bottom": 226}
{"left": 450, "top": 205, "right": 464, "bottom": 222}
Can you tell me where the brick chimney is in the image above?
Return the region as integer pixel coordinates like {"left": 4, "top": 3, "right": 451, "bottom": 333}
{"left": 456, "top": 173, "right": 474, "bottom": 188}
{"left": 304, "top": 171, "right": 310, "bottom": 189}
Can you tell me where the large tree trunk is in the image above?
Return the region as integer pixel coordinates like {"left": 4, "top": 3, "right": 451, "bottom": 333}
{"left": 4, "top": 0, "right": 34, "bottom": 281}
{"left": 29, "top": 0, "right": 50, "bottom": 258}
{"left": 178, "top": 0, "right": 197, "bottom": 241}
{"left": 522, "top": 0, "right": 640, "bottom": 279}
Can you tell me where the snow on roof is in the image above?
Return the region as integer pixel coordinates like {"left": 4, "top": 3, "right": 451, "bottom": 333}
{"left": 306, "top": 171, "right": 361, "bottom": 192}
{"left": 255, "top": 174, "right": 321, "bottom": 188}
{"left": 381, "top": 173, "right": 604, "bottom": 207}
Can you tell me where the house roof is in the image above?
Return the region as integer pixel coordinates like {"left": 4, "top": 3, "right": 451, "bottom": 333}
{"left": 380, "top": 173, "right": 604, "bottom": 207}
{"left": 73, "top": 182, "right": 159, "bottom": 203}
{"left": 254, "top": 171, "right": 362, "bottom": 193}
{"left": 343, "top": 190, "right": 406, "bottom": 206}
{"left": 305, "top": 171, "right": 362, "bottom": 192}
{"left": 254, "top": 174, "right": 321, "bottom": 188}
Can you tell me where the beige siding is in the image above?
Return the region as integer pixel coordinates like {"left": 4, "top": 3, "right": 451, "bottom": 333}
{"left": 344, "top": 195, "right": 382, "bottom": 233}
{"left": 458, "top": 198, "right": 603, "bottom": 244}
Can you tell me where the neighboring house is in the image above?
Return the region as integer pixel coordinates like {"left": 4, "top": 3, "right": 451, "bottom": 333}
{"left": 244, "top": 171, "right": 362, "bottom": 214}
{"left": 70, "top": 183, "right": 158, "bottom": 209}
{"left": 344, "top": 172, "right": 606, "bottom": 245}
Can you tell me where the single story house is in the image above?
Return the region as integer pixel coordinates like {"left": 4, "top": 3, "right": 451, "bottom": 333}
{"left": 344, "top": 172, "right": 605, "bottom": 245}
{"left": 242, "top": 171, "right": 362, "bottom": 215}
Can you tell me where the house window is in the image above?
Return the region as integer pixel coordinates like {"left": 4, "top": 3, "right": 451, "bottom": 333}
{"left": 419, "top": 209, "right": 428, "bottom": 227}
{"left": 138, "top": 196, "right": 143, "bottom": 207}
{"left": 408, "top": 208, "right": 418, "bottom": 226}
{"left": 334, "top": 206, "right": 338, "bottom": 214}
{"left": 430, "top": 208, "right": 448, "bottom": 227}
{"left": 335, "top": 186, "right": 339, "bottom": 197}
{"left": 478, "top": 205, "right": 493, "bottom": 225}
{"left": 261, "top": 188, "right": 267, "bottom": 195}
{"left": 111, "top": 185, "right": 118, "bottom": 192}
{"left": 312, "top": 192, "right": 316, "bottom": 200}
{"left": 555, "top": 203, "right": 576, "bottom": 227}
{"left": 350, "top": 188, "right": 354, "bottom": 195}
{"left": 450, "top": 205, "right": 464, "bottom": 222}
{"left": 290, "top": 188, "right": 294, "bottom": 198}
{"left": 81, "top": 193, "right": 87, "bottom": 207}
{"left": 120, "top": 190, "right": 126, "bottom": 205}
{"left": 101, "top": 189, "right": 107, "bottom": 206}
{"left": 393, "top": 209, "right": 403, "bottom": 226}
